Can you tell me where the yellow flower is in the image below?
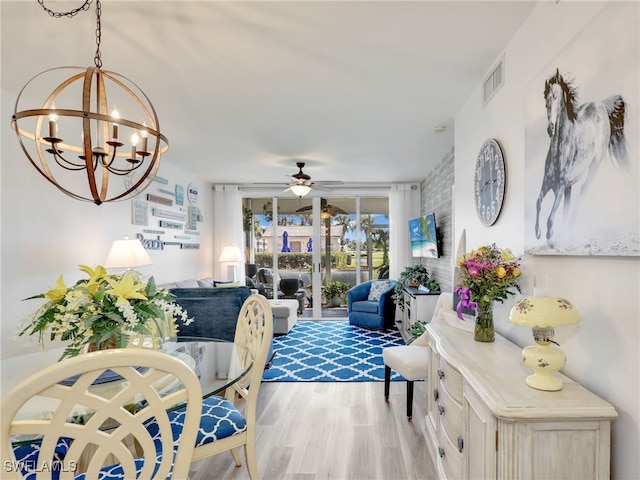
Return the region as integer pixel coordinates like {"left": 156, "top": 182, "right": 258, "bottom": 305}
{"left": 512, "top": 267, "right": 521, "bottom": 277}
{"left": 79, "top": 264, "right": 108, "bottom": 295}
{"left": 501, "top": 248, "right": 515, "bottom": 261}
{"left": 105, "top": 273, "right": 147, "bottom": 306}
{"left": 45, "top": 275, "right": 67, "bottom": 303}
{"left": 495, "top": 266, "right": 506, "bottom": 278}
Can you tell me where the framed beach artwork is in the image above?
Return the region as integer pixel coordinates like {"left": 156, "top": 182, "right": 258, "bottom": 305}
{"left": 409, "top": 213, "right": 439, "bottom": 258}
{"left": 523, "top": 2, "right": 639, "bottom": 256}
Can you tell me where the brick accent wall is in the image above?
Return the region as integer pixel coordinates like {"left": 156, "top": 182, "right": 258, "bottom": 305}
{"left": 419, "top": 148, "right": 454, "bottom": 292}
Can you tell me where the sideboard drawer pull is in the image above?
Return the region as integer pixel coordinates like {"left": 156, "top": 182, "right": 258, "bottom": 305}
{"left": 458, "top": 436, "right": 464, "bottom": 453}
{"left": 438, "top": 404, "right": 445, "bottom": 415}
{"left": 437, "top": 369, "right": 445, "bottom": 380}
{"left": 438, "top": 447, "right": 445, "bottom": 458}
{"left": 433, "top": 388, "right": 439, "bottom": 402}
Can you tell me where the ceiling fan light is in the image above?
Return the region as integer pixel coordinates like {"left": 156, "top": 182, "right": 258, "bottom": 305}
{"left": 290, "top": 183, "right": 311, "bottom": 197}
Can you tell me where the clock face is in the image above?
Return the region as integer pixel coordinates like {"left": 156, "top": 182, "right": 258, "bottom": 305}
{"left": 474, "top": 139, "right": 505, "bottom": 226}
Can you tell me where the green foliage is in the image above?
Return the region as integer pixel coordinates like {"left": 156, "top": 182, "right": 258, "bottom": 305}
{"left": 408, "top": 321, "right": 427, "bottom": 341}
{"left": 19, "top": 265, "right": 192, "bottom": 360}
{"left": 255, "top": 251, "right": 353, "bottom": 270}
{"left": 324, "top": 280, "right": 350, "bottom": 299}
{"left": 392, "top": 264, "right": 440, "bottom": 310}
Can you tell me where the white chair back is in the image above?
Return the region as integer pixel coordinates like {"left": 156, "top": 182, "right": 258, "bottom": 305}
{"left": 1, "top": 348, "right": 202, "bottom": 479}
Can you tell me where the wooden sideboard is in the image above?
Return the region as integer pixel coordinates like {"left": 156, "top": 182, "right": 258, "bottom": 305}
{"left": 425, "top": 318, "right": 617, "bottom": 479}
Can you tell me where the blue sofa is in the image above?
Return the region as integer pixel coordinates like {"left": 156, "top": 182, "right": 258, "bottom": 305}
{"left": 347, "top": 280, "right": 397, "bottom": 331}
{"left": 169, "top": 286, "right": 251, "bottom": 342}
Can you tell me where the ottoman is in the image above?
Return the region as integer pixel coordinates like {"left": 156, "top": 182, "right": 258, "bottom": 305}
{"left": 268, "top": 299, "right": 299, "bottom": 335}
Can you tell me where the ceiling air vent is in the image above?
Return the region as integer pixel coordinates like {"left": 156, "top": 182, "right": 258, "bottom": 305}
{"left": 483, "top": 55, "right": 504, "bottom": 106}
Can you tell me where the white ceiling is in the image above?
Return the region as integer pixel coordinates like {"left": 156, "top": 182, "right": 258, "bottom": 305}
{"left": 2, "top": 1, "right": 536, "bottom": 189}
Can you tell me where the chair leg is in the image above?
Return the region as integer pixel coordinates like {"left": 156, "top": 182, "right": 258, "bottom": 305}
{"left": 406, "top": 380, "right": 414, "bottom": 421}
{"left": 231, "top": 446, "right": 243, "bottom": 467}
{"left": 384, "top": 365, "right": 391, "bottom": 401}
{"left": 245, "top": 437, "right": 259, "bottom": 480}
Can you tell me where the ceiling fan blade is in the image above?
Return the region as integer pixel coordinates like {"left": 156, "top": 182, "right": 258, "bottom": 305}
{"left": 327, "top": 205, "right": 348, "bottom": 215}
{"left": 295, "top": 205, "right": 313, "bottom": 213}
{"left": 314, "top": 181, "right": 343, "bottom": 186}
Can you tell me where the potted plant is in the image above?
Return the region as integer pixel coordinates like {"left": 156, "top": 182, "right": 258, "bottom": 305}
{"left": 392, "top": 264, "right": 440, "bottom": 310}
{"left": 323, "top": 280, "right": 350, "bottom": 307}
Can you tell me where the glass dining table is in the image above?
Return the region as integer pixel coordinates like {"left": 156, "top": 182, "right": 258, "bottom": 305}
{"left": 2, "top": 336, "right": 251, "bottom": 446}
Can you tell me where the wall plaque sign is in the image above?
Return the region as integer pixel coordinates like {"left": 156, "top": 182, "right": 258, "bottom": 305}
{"left": 153, "top": 176, "right": 169, "bottom": 185}
{"left": 132, "top": 199, "right": 148, "bottom": 226}
{"left": 175, "top": 185, "right": 184, "bottom": 206}
{"left": 159, "top": 220, "right": 183, "bottom": 229}
{"left": 157, "top": 188, "right": 175, "bottom": 197}
{"left": 181, "top": 243, "right": 200, "bottom": 249}
{"left": 147, "top": 194, "right": 173, "bottom": 206}
{"left": 187, "top": 183, "right": 198, "bottom": 205}
{"left": 152, "top": 208, "right": 186, "bottom": 221}
{"left": 136, "top": 234, "right": 164, "bottom": 250}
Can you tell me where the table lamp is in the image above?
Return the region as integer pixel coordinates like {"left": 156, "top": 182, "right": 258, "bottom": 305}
{"left": 104, "top": 236, "right": 152, "bottom": 273}
{"left": 218, "top": 245, "right": 244, "bottom": 282}
{"left": 509, "top": 296, "right": 581, "bottom": 391}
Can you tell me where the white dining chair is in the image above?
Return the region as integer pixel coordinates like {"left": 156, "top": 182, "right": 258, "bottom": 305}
{"left": 174, "top": 294, "right": 273, "bottom": 479}
{"left": 1, "top": 348, "right": 202, "bottom": 480}
{"left": 382, "top": 292, "right": 451, "bottom": 421}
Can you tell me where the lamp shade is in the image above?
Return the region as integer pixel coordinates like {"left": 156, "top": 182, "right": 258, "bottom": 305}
{"left": 218, "top": 245, "right": 244, "bottom": 263}
{"left": 509, "top": 296, "right": 580, "bottom": 328}
{"left": 290, "top": 183, "right": 311, "bottom": 197}
{"left": 104, "top": 237, "right": 152, "bottom": 269}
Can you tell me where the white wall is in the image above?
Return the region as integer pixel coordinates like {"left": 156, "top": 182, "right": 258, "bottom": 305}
{"left": 1, "top": 89, "right": 214, "bottom": 360}
{"left": 454, "top": 2, "right": 639, "bottom": 478}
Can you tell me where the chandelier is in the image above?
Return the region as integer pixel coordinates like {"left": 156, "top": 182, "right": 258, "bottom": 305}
{"left": 11, "top": 0, "right": 168, "bottom": 205}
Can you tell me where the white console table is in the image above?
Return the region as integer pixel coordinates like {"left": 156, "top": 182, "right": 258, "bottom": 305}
{"left": 425, "top": 318, "right": 617, "bottom": 480}
{"left": 397, "top": 286, "right": 440, "bottom": 342}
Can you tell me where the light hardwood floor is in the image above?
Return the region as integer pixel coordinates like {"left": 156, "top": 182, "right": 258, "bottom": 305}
{"left": 189, "top": 381, "right": 437, "bottom": 480}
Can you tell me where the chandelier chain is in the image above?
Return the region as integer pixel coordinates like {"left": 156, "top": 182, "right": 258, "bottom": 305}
{"left": 94, "top": 0, "right": 102, "bottom": 68}
{"left": 37, "top": 0, "right": 92, "bottom": 18}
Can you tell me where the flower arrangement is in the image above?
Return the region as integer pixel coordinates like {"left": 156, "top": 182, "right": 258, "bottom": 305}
{"left": 455, "top": 243, "right": 522, "bottom": 318}
{"left": 18, "top": 265, "right": 193, "bottom": 360}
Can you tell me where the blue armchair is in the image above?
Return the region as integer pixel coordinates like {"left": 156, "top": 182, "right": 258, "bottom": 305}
{"left": 347, "top": 280, "right": 397, "bottom": 330}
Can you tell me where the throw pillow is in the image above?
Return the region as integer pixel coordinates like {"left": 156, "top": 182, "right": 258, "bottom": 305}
{"left": 368, "top": 280, "right": 391, "bottom": 302}
{"left": 214, "top": 280, "right": 240, "bottom": 288}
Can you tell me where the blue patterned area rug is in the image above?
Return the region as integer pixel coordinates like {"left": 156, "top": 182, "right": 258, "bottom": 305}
{"left": 263, "top": 321, "right": 406, "bottom": 382}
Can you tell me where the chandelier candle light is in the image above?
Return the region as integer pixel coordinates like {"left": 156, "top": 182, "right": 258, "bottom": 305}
{"left": 11, "top": 0, "right": 168, "bottom": 205}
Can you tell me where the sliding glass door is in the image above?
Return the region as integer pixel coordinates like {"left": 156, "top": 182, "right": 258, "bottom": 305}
{"left": 243, "top": 194, "right": 389, "bottom": 319}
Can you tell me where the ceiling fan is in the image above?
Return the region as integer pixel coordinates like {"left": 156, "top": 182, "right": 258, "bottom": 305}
{"left": 283, "top": 162, "right": 341, "bottom": 197}
{"left": 295, "top": 197, "right": 348, "bottom": 218}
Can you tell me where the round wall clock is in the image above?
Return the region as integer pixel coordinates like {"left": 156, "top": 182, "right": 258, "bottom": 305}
{"left": 474, "top": 138, "right": 506, "bottom": 226}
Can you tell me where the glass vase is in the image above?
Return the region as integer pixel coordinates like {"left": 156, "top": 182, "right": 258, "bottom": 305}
{"left": 474, "top": 301, "right": 495, "bottom": 343}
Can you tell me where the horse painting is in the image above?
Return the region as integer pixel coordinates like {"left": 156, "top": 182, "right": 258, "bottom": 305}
{"left": 534, "top": 68, "right": 629, "bottom": 242}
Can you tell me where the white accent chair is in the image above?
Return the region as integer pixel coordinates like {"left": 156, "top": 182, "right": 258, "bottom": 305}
{"left": 1, "top": 348, "right": 202, "bottom": 479}
{"left": 187, "top": 294, "right": 274, "bottom": 479}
